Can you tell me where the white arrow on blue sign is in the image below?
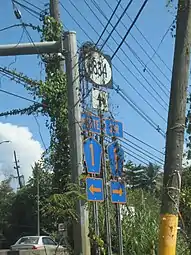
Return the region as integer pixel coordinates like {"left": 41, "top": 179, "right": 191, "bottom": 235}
{"left": 108, "top": 141, "right": 124, "bottom": 177}
{"left": 83, "top": 137, "right": 102, "bottom": 174}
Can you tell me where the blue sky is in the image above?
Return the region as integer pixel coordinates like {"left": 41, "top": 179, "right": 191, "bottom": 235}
{"left": 0, "top": 0, "right": 177, "bottom": 168}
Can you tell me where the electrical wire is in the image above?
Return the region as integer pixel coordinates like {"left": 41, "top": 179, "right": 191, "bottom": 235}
{"left": 13, "top": 0, "right": 41, "bottom": 18}
{"left": 62, "top": 2, "right": 168, "bottom": 124}
{"left": 118, "top": 1, "right": 172, "bottom": 73}
{"left": 124, "top": 130, "right": 165, "bottom": 155}
{"left": 113, "top": 83, "right": 166, "bottom": 138}
{"left": 111, "top": 0, "right": 149, "bottom": 60}
{"left": 96, "top": 0, "right": 127, "bottom": 46}
{"left": 88, "top": 0, "right": 171, "bottom": 94}
{"left": 119, "top": 138, "right": 163, "bottom": 165}
{"left": 82, "top": 0, "right": 168, "bottom": 110}
{"left": 0, "top": 24, "right": 23, "bottom": 32}
{"left": 0, "top": 88, "right": 46, "bottom": 106}
{"left": 20, "top": 0, "right": 43, "bottom": 12}
{"left": 100, "top": 0, "right": 134, "bottom": 51}
{"left": 33, "top": 115, "right": 47, "bottom": 150}
{"left": 60, "top": 2, "right": 93, "bottom": 42}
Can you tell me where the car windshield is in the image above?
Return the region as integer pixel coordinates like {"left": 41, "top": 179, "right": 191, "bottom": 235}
{"left": 17, "top": 237, "right": 39, "bottom": 245}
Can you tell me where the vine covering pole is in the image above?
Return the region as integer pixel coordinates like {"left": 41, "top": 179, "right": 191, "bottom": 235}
{"left": 159, "top": 1, "right": 191, "bottom": 254}
{"left": 64, "top": 31, "right": 91, "bottom": 255}
{"left": 50, "top": 1, "right": 90, "bottom": 254}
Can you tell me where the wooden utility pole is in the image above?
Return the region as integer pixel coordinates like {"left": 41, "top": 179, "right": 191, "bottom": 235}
{"left": 13, "top": 150, "right": 23, "bottom": 189}
{"left": 159, "top": 1, "right": 191, "bottom": 254}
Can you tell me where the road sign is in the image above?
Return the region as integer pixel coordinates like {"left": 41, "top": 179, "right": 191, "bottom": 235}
{"left": 108, "top": 142, "right": 124, "bottom": 177}
{"left": 110, "top": 181, "right": 126, "bottom": 204}
{"left": 84, "top": 50, "right": 113, "bottom": 88}
{"left": 92, "top": 89, "right": 108, "bottom": 112}
{"left": 83, "top": 137, "right": 102, "bottom": 174}
{"left": 81, "top": 113, "right": 101, "bottom": 134}
{"left": 86, "top": 177, "right": 104, "bottom": 202}
{"left": 105, "top": 119, "right": 123, "bottom": 138}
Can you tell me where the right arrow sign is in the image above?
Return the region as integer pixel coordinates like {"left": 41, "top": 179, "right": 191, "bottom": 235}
{"left": 110, "top": 181, "right": 126, "bottom": 204}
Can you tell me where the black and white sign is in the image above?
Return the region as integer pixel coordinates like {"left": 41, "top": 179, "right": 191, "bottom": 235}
{"left": 92, "top": 89, "right": 108, "bottom": 112}
{"left": 84, "top": 51, "right": 113, "bottom": 88}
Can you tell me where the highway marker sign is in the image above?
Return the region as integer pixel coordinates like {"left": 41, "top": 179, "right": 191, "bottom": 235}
{"left": 81, "top": 113, "right": 101, "bottom": 134}
{"left": 105, "top": 119, "right": 123, "bottom": 138}
{"left": 86, "top": 177, "right": 104, "bottom": 202}
{"left": 108, "top": 141, "right": 124, "bottom": 177}
{"left": 110, "top": 181, "right": 126, "bottom": 204}
{"left": 83, "top": 137, "right": 102, "bottom": 174}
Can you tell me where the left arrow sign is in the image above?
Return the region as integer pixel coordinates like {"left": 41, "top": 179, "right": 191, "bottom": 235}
{"left": 86, "top": 177, "right": 104, "bottom": 202}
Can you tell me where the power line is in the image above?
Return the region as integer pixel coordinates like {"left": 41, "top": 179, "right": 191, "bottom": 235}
{"left": 113, "top": 84, "right": 166, "bottom": 138}
{"left": 118, "top": 1, "right": 172, "bottom": 73}
{"left": 88, "top": 0, "right": 171, "bottom": 94}
{"left": 64, "top": 2, "right": 168, "bottom": 120}
{"left": 111, "top": 0, "right": 149, "bottom": 60}
{"left": 124, "top": 130, "right": 165, "bottom": 155}
{"left": 33, "top": 115, "right": 47, "bottom": 150}
{"left": 96, "top": 0, "right": 126, "bottom": 46}
{"left": 119, "top": 138, "right": 163, "bottom": 165}
{"left": 100, "top": 0, "right": 134, "bottom": 51}
{"left": 0, "top": 88, "right": 45, "bottom": 106}
{"left": 20, "top": 0, "right": 43, "bottom": 12}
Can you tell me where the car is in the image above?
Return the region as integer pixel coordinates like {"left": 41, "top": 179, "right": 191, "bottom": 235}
{"left": 10, "top": 236, "right": 64, "bottom": 251}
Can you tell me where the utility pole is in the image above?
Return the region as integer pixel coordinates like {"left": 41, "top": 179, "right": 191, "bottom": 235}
{"left": 37, "top": 167, "right": 40, "bottom": 236}
{"left": 64, "top": 31, "right": 91, "bottom": 255}
{"left": 116, "top": 204, "right": 123, "bottom": 255}
{"left": 50, "top": 1, "right": 90, "bottom": 253}
{"left": 14, "top": 150, "right": 23, "bottom": 189}
{"left": 50, "top": 0, "right": 65, "bottom": 72}
{"left": 98, "top": 97, "right": 112, "bottom": 255}
{"left": 159, "top": 1, "right": 191, "bottom": 254}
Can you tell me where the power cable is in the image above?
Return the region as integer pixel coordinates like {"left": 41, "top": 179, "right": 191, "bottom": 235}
{"left": 20, "top": 0, "right": 43, "bottom": 12}
{"left": 118, "top": 1, "right": 172, "bottom": 73}
{"left": 100, "top": 0, "right": 134, "bottom": 51}
{"left": 60, "top": 2, "right": 93, "bottom": 42}
{"left": 110, "top": 0, "right": 149, "bottom": 60}
{"left": 124, "top": 130, "right": 165, "bottom": 155}
{"left": 113, "top": 83, "right": 166, "bottom": 138}
{"left": 82, "top": 0, "right": 168, "bottom": 108}
{"left": 62, "top": 2, "right": 168, "bottom": 119}
{"left": 96, "top": 0, "right": 130, "bottom": 46}
{"left": 88, "top": 0, "right": 170, "bottom": 94}
{"left": 13, "top": 0, "right": 41, "bottom": 17}
{"left": 0, "top": 88, "right": 45, "bottom": 106}
{"left": 33, "top": 115, "right": 47, "bottom": 150}
{"left": 119, "top": 138, "right": 163, "bottom": 165}
{"left": 61, "top": 7, "right": 167, "bottom": 137}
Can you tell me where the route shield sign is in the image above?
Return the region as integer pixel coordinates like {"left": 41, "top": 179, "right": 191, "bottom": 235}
{"left": 105, "top": 119, "right": 123, "bottom": 138}
{"left": 108, "top": 141, "right": 124, "bottom": 177}
{"left": 81, "top": 113, "right": 101, "bottom": 134}
{"left": 86, "top": 177, "right": 104, "bottom": 202}
{"left": 110, "top": 181, "right": 126, "bottom": 204}
{"left": 83, "top": 137, "right": 102, "bottom": 174}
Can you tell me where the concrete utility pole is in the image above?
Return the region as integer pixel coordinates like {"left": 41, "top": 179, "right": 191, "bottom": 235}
{"left": 159, "top": 1, "right": 191, "bottom": 254}
{"left": 50, "top": 1, "right": 90, "bottom": 254}
{"left": 64, "top": 31, "right": 91, "bottom": 255}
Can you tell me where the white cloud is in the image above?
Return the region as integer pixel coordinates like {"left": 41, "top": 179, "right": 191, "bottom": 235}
{"left": 0, "top": 122, "right": 43, "bottom": 185}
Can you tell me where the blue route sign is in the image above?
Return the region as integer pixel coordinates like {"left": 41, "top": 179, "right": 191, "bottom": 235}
{"left": 110, "top": 181, "right": 126, "bottom": 204}
{"left": 86, "top": 177, "right": 104, "bottom": 202}
{"left": 105, "top": 119, "right": 123, "bottom": 138}
{"left": 83, "top": 137, "right": 102, "bottom": 174}
{"left": 108, "top": 141, "right": 124, "bottom": 177}
{"left": 81, "top": 113, "right": 101, "bottom": 134}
